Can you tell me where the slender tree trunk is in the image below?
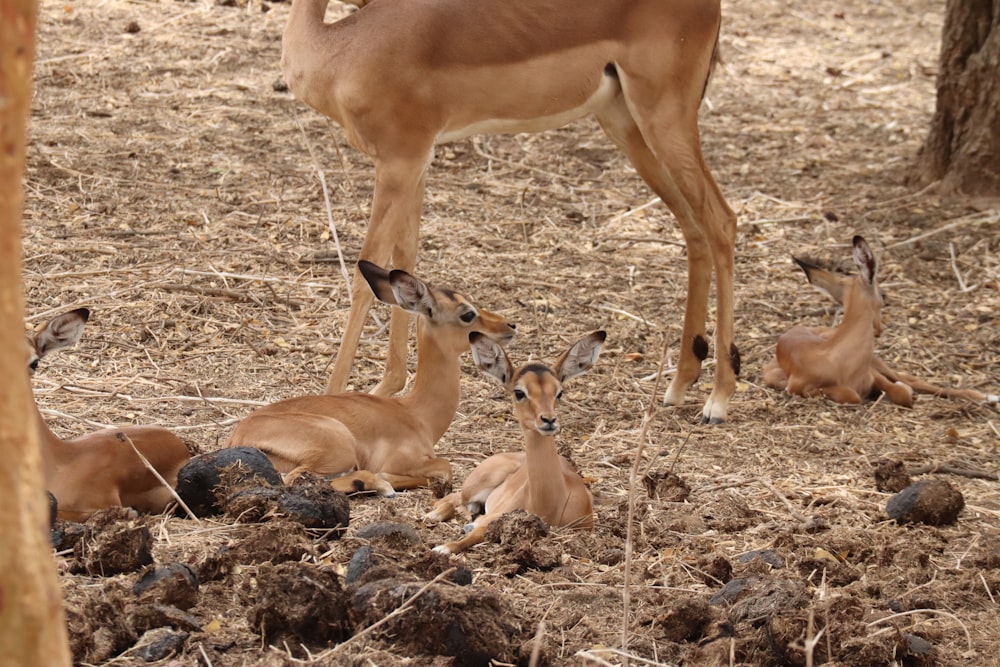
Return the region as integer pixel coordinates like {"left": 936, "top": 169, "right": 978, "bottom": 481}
{"left": 0, "top": 0, "right": 73, "bottom": 664}
{"left": 915, "top": 0, "right": 1000, "bottom": 196}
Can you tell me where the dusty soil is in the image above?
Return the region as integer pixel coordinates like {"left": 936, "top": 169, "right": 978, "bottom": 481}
{"left": 24, "top": 0, "right": 999, "bottom": 664}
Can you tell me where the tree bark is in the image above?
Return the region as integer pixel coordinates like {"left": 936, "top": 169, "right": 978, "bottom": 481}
{"left": 0, "top": 0, "right": 73, "bottom": 664}
{"left": 915, "top": 0, "right": 1000, "bottom": 196}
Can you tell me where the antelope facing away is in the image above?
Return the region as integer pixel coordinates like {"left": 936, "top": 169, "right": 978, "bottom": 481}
{"left": 27, "top": 309, "right": 191, "bottom": 522}
{"left": 281, "top": 0, "right": 739, "bottom": 423}
{"left": 225, "top": 261, "right": 517, "bottom": 496}
{"left": 763, "top": 236, "right": 998, "bottom": 406}
{"left": 425, "top": 330, "right": 605, "bottom": 555}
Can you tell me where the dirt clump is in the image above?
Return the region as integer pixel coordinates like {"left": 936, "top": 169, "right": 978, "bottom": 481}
{"left": 176, "top": 446, "right": 283, "bottom": 517}
{"left": 886, "top": 478, "right": 965, "bottom": 525}
{"left": 873, "top": 458, "right": 912, "bottom": 492}
{"left": 643, "top": 470, "right": 691, "bottom": 501}
{"left": 72, "top": 506, "right": 154, "bottom": 576}
{"left": 239, "top": 560, "right": 353, "bottom": 651}
{"left": 196, "top": 520, "right": 318, "bottom": 582}
{"left": 351, "top": 575, "right": 520, "bottom": 667}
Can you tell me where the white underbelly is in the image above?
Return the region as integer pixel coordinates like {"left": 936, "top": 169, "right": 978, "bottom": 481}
{"left": 436, "top": 71, "right": 619, "bottom": 144}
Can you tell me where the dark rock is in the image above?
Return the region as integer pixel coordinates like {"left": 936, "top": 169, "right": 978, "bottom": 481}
{"left": 51, "top": 519, "right": 86, "bottom": 552}
{"left": 738, "top": 549, "right": 785, "bottom": 569}
{"left": 133, "top": 563, "right": 200, "bottom": 610}
{"left": 886, "top": 479, "right": 964, "bottom": 526}
{"left": 132, "top": 628, "right": 189, "bottom": 662}
{"left": 176, "top": 447, "right": 282, "bottom": 517}
{"left": 355, "top": 520, "right": 420, "bottom": 545}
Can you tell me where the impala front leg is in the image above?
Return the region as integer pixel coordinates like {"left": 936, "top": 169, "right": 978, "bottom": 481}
{"left": 372, "top": 159, "right": 429, "bottom": 397}
{"left": 326, "top": 153, "right": 430, "bottom": 396}
{"left": 703, "top": 185, "right": 738, "bottom": 423}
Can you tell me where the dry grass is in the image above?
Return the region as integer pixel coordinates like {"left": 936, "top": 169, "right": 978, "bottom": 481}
{"left": 24, "top": 0, "right": 999, "bottom": 664}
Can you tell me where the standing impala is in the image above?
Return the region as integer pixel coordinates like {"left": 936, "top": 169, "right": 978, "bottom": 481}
{"left": 425, "top": 330, "right": 605, "bottom": 555}
{"left": 225, "top": 261, "right": 516, "bottom": 495}
{"left": 27, "top": 308, "right": 191, "bottom": 521}
{"left": 281, "top": 0, "right": 739, "bottom": 423}
{"left": 764, "top": 236, "right": 998, "bottom": 406}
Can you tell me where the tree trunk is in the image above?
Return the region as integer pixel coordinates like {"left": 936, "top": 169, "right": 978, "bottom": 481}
{"left": 915, "top": 0, "right": 1000, "bottom": 196}
{"left": 0, "top": 0, "right": 73, "bottom": 664}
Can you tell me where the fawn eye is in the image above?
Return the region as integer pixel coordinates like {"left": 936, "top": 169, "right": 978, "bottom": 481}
{"left": 459, "top": 310, "right": 476, "bottom": 323}
{"left": 29, "top": 358, "right": 40, "bottom": 373}
{"left": 513, "top": 389, "right": 526, "bottom": 401}
{"left": 556, "top": 390, "right": 564, "bottom": 401}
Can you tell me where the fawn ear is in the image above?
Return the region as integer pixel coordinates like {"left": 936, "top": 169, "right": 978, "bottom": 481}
{"left": 359, "top": 260, "right": 436, "bottom": 318}
{"left": 553, "top": 330, "right": 607, "bottom": 384}
{"left": 852, "top": 235, "right": 877, "bottom": 287}
{"left": 793, "top": 257, "right": 849, "bottom": 305}
{"left": 34, "top": 308, "right": 90, "bottom": 359}
{"left": 470, "top": 332, "right": 514, "bottom": 387}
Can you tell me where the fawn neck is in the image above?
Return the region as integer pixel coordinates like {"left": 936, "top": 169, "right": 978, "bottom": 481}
{"left": 827, "top": 278, "right": 878, "bottom": 356}
{"left": 32, "top": 401, "right": 71, "bottom": 482}
{"left": 522, "top": 426, "right": 569, "bottom": 513}
{"left": 398, "top": 319, "right": 464, "bottom": 442}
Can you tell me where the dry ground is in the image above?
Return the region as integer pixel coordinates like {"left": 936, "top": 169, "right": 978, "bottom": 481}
{"left": 23, "top": 0, "right": 1000, "bottom": 664}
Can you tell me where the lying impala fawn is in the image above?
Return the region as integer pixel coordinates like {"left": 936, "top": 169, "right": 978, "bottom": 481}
{"left": 225, "top": 261, "right": 516, "bottom": 495}
{"left": 425, "top": 330, "right": 605, "bottom": 555}
{"left": 764, "top": 236, "right": 998, "bottom": 406}
{"left": 282, "top": 0, "right": 739, "bottom": 423}
{"left": 28, "top": 308, "right": 191, "bottom": 521}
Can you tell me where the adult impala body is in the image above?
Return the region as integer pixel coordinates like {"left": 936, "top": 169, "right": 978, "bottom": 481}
{"left": 27, "top": 309, "right": 191, "bottom": 521}
{"left": 282, "top": 0, "right": 739, "bottom": 422}
{"left": 764, "top": 236, "right": 998, "bottom": 406}
{"left": 426, "top": 330, "right": 604, "bottom": 554}
{"left": 225, "top": 261, "right": 516, "bottom": 495}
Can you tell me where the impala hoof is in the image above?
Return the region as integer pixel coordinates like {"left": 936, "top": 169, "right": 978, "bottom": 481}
{"left": 432, "top": 544, "right": 452, "bottom": 555}
{"left": 700, "top": 415, "right": 725, "bottom": 425}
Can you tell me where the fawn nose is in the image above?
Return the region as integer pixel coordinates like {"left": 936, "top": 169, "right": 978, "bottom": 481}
{"left": 538, "top": 415, "right": 558, "bottom": 434}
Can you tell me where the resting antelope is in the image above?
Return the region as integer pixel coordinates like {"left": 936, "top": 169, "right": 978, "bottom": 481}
{"left": 763, "top": 236, "right": 998, "bottom": 406}
{"left": 281, "top": 0, "right": 739, "bottom": 423}
{"left": 27, "top": 308, "right": 191, "bottom": 521}
{"left": 425, "top": 330, "right": 605, "bottom": 555}
{"left": 225, "top": 261, "right": 516, "bottom": 495}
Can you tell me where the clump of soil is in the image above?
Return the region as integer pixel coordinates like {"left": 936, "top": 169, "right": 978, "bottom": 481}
{"left": 224, "top": 475, "right": 350, "bottom": 530}
{"left": 481, "top": 510, "right": 565, "bottom": 575}
{"left": 351, "top": 576, "right": 519, "bottom": 667}
{"left": 239, "top": 560, "right": 353, "bottom": 651}
{"left": 643, "top": 470, "right": 691, "bottom": 501}
{"left": 886, "top": 478, "right": 965, "bottom": 525}
{"left": 874, "top": 458, "right": 912, "bottom": 492}
{"left": 176, "top": 447, "right": 283, "bottom": 516}
{"left": 196, "top": 520, "right": 317, "bottom": 582}
{"left": 72, "top": 507, "right": 153, "bottom": 576}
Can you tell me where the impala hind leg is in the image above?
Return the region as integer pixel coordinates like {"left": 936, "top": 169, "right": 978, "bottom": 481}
{"left": 872, "top": 370, "right": 915, "bottom": 407}
{"left": 376, "top": 455, "right": 452, "bottom": 492}
{"left": 762, "top": 357, "right": 788, "bottom": 390}
{"left": 597, "top": 89, "right": 737, "bottom": 422}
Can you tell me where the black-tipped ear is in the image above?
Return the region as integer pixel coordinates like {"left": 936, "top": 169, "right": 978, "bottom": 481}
{"left": 34, "top": 308, "right": 90, "bottom": 358}
{"left": 470, "top": 332, "right": 513, "bottom": 386}
{"left": 387, "top": 270, "right": 434, "bottom": 317}
{"left": 358, "top": 260, "right": 397, "bottom": 305}
{"left": 553, "top": 330, "right": 606, "bottom": 383}
{"left": 852, "top": 235, "right": 877, "bottom": 286}
{"left": 793, "top": 256, "right": 848, "bottom": 305}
